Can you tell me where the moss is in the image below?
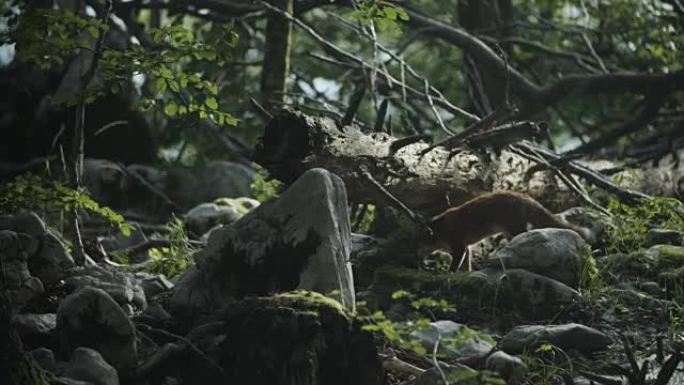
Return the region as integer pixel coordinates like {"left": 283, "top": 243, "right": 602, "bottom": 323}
{"left": 181, "top": 290, "right": 382, "bottom": 385}
{"left": 1, "top": 355, "right": 52, "bottom": 385}
{"left": 652, "top": 245, "right": 684, "bottom": 269}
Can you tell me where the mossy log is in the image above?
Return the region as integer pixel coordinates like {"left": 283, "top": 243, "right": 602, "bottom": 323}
{"left": 255, "top": 110, "right": 582, "bottom": 216}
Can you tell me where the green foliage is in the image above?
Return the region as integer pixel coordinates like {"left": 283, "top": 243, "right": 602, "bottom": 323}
{"left": 359, "top": 290, "right": 493, "bottom": 356}
{"left": 0, "top": 173, "right": 131, "bottom": 235}
{"left": 605, "top": 196, "right": 684, "bottom": 253}
{"left": 352, "top": 204, "right": 376, "bottom": 234}
{"left": 360, "top": 295, "right": 502, "bottom": 385}
{"left": 10, "top": 8, "right": 238, "bottom": 127}
{"left": 12, "top": 8, "right": 108, "bottom": 69}
{"left": 351, "top": 0, "right": 409, "bottom": 36}
{"left": 578, "top": 253, "right": 603, "bottom": 295}
{"left": 105, "top": 23, "right": 239, "bottom": 127}
{"left": 148, "top": 217, "right": 196, "bottom": 278}
{"left": 519, "top": 342, "right": 574, "bottom": 385}
{"left": 250, "top": 168, "right": 282, "bottom": 203}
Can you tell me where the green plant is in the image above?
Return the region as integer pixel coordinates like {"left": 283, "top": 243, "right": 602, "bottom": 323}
{"left": 250, "top": 168, "right": 282, "bottom": 203}
{"left": 605, "top": 196, "right": 684, "bottom": 254}
{"left": 350, "top": 0, "right": 409, "bottom": 36}
{"left": 359, "top": 290, "right": 460, "bottom": 355}
{"left": 10, "top": 7, "right": 239, "bottom": 126}
{"left": 518, "top": 343, "right": 574, "bottom": 385}
{"left": 148, "top": 216, "right": 196, "bottom": 277}
{"left": 0, "top": 173, "right": 131, "bottom": 235}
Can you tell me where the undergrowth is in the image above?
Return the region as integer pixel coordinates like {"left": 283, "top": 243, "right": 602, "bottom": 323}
{"left": 0, "top": 173, "right": 131, "bottom": 235}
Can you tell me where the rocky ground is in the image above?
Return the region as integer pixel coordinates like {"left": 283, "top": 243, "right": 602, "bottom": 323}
{"left": 1, "top": 160, "right": 683, "bottom": 385}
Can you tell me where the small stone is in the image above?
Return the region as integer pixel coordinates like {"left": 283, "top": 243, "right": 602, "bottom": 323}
{"left": 485, "top": 351, "right": 527, "bottom": 381}
{"left": 501, "top": 323, "right": 612, "bottom": 354}
{"left": 63, "top": 347, "right": 119, "bottom": 385}
{"left": 645, "top": 229, "right": 684, "bottom": 247}
{"left": 30, "top": 347, "right": 58, "bottom": 373}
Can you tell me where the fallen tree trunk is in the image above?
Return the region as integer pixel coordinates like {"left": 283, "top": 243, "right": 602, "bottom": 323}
{"left": 255, "top": 110, "right": 585, "bottom": 215}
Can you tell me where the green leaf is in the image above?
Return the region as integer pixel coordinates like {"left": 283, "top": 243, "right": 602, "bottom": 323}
{"left": 86, "top": 26, "right": 99, "bottom": 38}
{"left": 204, "top": 97, "right": 218, "bottom": 109}
{"left": 155, "top": 78, "right": 167, "bottom": 93}
{"left": 164, "top": 101, "right": 178, "bottom": 116}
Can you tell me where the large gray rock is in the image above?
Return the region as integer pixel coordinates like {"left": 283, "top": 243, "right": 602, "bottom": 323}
{"left": 0, "top": 212, "right": 74, "bottom": 286}
{"left": 0, "top": 229, "right": 44, "bottom": 307}
{"left": 66, "top": 266, "right": 147, "bottom": 310}
{"left": 184, "top": 202, "right": 241, "bottom": 236}
{"left": 169, "top": 168, "right": 355, "bottom": 322}
{"left": 13, "top": 313, "right": 56, "bottom": 337}
{"left": 500, "top": 323, "right": 612, "bottom": 354}
{"left": 84, "top": 159, "right": 127, "bottom": 208}
{"left": 57, "top": 287, "right": 137, "bottom": 368}
{"left": 409, "top": 321, "right": 493, "bottom": 360}
{"left": 491, "top": 268, "right": 581, "bottom": 318}
{"left": 62, "top": 347, "right": 119, "bottom": 385}
{"left": 485, "top": 351, "right": 527, "bottom": 381}
{"left": 485, "top": 228, "right": 588, "bottom": 287}
{"left": 32, "top": 230, "right": 74, "bottom": 286}
{"left": 135, "top": 272, "right": 174, "bottom": 298}
{"left": 31, "top": 347, "right": 59, "bottom": 373}
{"left": 644, "top": 228, "right": 684, "bottom": 247}
{"left": 199, "top": 160, "right": 256, "bottom": 201}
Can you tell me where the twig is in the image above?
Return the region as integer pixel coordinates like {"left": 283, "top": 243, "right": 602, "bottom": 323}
{"left": 517, "top": 141, "right": 650, "bottom": 205}
{"left": 249, "top": 95, "right": 274, "bottom": 120}
{"left": 341, "top": 85, "right": 366, "bottom": 126}
{"left": 93, "top": 120, "right": 129, "bottom": 136}
{"left": 119, "top": 163, "right": 180, "bottom": 210}
{"left": 134, "top": 324, "right": 230, "bottom": 380}
{"left": 388, "top": 134, "right": 431, "bottom": 156}
{"left": 358, "top": 166, "right": 431, "bottom": 234}
{"left": 431, "top": 336, "right": 449, "bottom": 385}
{"left": 419, "top": 105, "right": 517, "bottom": 156}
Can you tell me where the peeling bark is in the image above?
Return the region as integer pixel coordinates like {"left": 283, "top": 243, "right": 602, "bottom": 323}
{"left": 255, "top": 110, "right": 580, "bottom": 215}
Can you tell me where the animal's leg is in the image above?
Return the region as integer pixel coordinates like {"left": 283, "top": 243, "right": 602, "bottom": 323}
{"left": 449, "top": 242, "right": 465, "bottom": 272}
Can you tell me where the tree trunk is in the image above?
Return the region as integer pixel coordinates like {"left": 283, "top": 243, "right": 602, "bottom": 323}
{"left": 255, "top": 110, "right": 579, "bottom": 216}
{"left": 458, "top": 0, "right": 513, "bottom": 114}
{"left": 261, "top": 0, "right": 294, "bottom": 111}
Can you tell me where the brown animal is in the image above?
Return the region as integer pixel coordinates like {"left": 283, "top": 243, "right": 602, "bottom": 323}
{"left": 429, "top": 191, "right": 592, "bottom": 271}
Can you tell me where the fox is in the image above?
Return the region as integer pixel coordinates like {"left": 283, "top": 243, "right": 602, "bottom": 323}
{"left": 429, "top": 191, "right": 592, "bottom": 271}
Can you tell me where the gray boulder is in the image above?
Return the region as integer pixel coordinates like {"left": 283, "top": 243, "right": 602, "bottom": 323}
{"left": 184, "top": 202, "right": 241, "bottom": 236}
{"left": 169, "top": 168, "right": 355, "bottom": 322}
{"left": 409, "top": 321, "right": 493, "bottom": 360}
{"left": 136, "top": 272, "right": 174, "bottom": 298}
{"left": 57, "top": 287, "right": 137, "bottom": 368}
{"left": 199, "top": 160, "right": 256, "bottom": 201}
{"left": 0, "top": 230, "right": 44, "bottom": 307}
{"left": 501, "top": 323, "right": 612, "bottom": 354}
{"left": 30, "top": 347, "right": 59, "bottom": 373}
{"left": 84, "top": 159, "right": 127, "bottom": 208}
{"left": 13, "top": 313, "right": 56, "bottom": 337}
{"left": 485, "top": 351, "right": 527, "bottom": 381}
{"left": 485, "top": 228, "right": 588, "bottom": 287}
{"left": 66, "top": 265, "right": 147, "bottom": 310}
{"left": 62, "top": 347, "right": 119, "bottom": 385}
{"left": 645, "top": 228, "right": 684, "bottom": 247}
{"left": 0, "top": 212, "right": 74, "bottom": 286}
{"left": 477, "top": 268, "right": 581, "bottom": 319}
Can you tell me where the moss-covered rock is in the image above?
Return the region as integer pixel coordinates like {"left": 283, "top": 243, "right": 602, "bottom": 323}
{"left": 364, "top": 266, "right": 579, "bottom": 320}
{"left": 181, "top": 291, "right": 383, "bottom": 385}
{"left": 649, "top": 245, "right": 684, "bottom": 269}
